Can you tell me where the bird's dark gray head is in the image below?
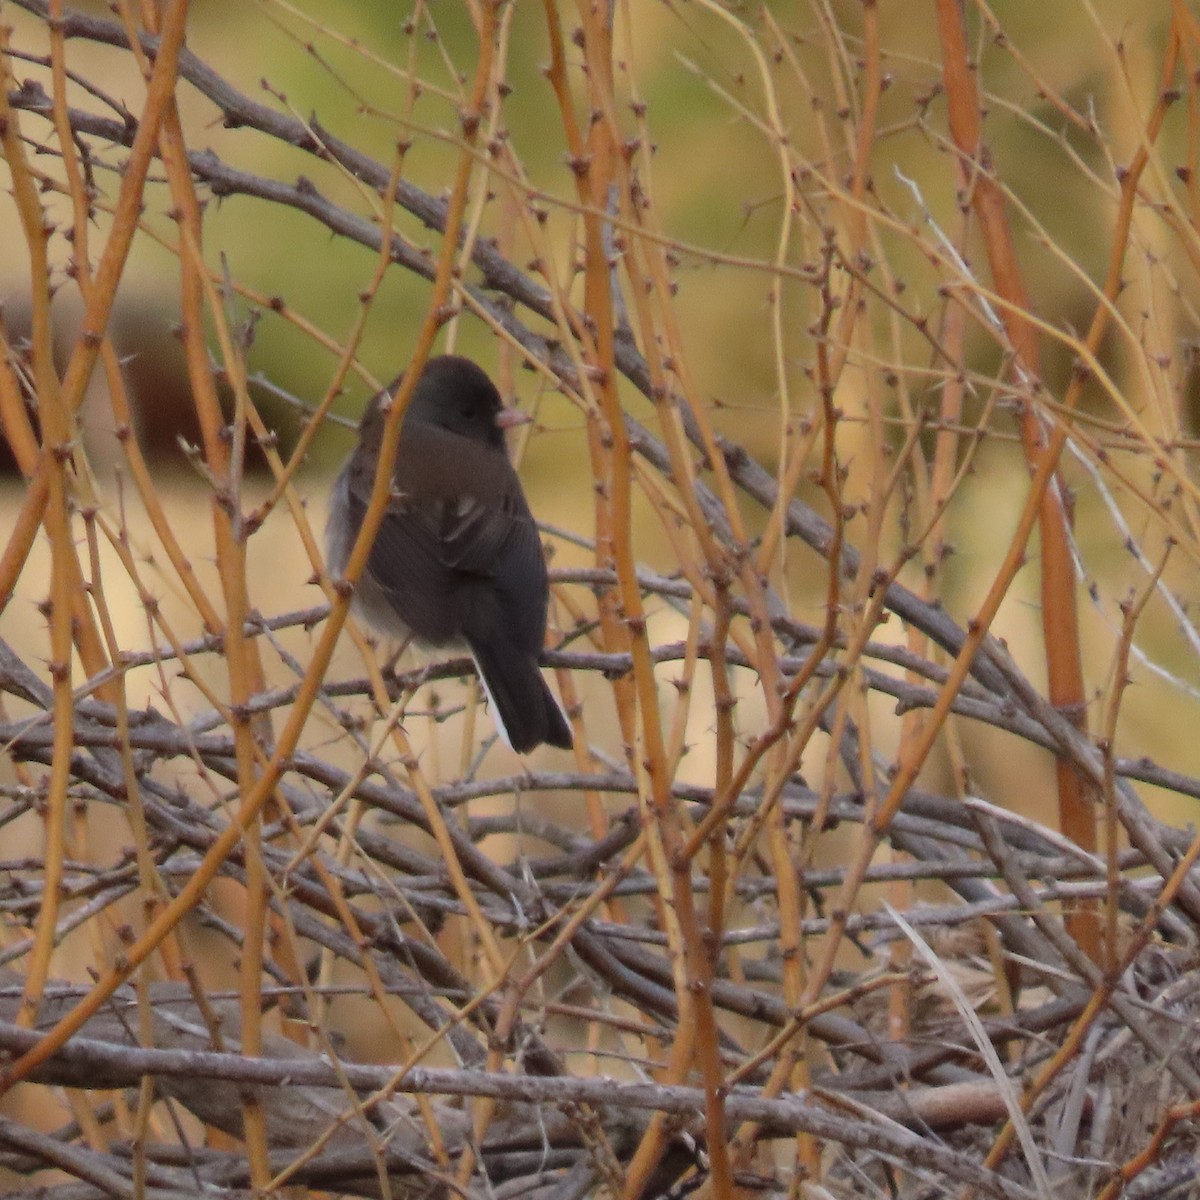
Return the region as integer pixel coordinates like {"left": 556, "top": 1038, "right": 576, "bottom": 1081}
{"left": 405, "top": 355, "right": 506, "bottom": 449}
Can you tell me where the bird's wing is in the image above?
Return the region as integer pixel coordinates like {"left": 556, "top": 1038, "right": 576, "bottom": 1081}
{"left": 346, "top": 427, "right": 548, "bottom": 651}
{"left": 442, "top": 488, "right": 549, "bottom": 656}
{"left": 342, "top": 480, "right": 461, "bottom": 643}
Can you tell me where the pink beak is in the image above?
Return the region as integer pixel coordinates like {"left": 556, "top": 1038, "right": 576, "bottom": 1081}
{"left": 495, "top": 406, "right": 533, "bottom": 430}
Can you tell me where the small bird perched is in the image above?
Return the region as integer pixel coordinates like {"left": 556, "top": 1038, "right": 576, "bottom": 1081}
{"left": 326, "top": 355, "right": 573, "bottom": 753}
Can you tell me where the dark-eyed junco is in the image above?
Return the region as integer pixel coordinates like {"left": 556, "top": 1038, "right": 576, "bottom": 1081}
{"left": 326, "top": 355, "right": 573, "bottom": 753}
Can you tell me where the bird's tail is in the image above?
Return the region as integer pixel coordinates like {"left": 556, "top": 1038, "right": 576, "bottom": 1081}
{"left": 468, "top": 641, "right": 573, "bottom": 753}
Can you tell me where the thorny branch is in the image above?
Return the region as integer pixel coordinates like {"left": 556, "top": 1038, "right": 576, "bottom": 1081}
{"left": 3, "top": 2, "right": 1200, "bottom": 1199}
